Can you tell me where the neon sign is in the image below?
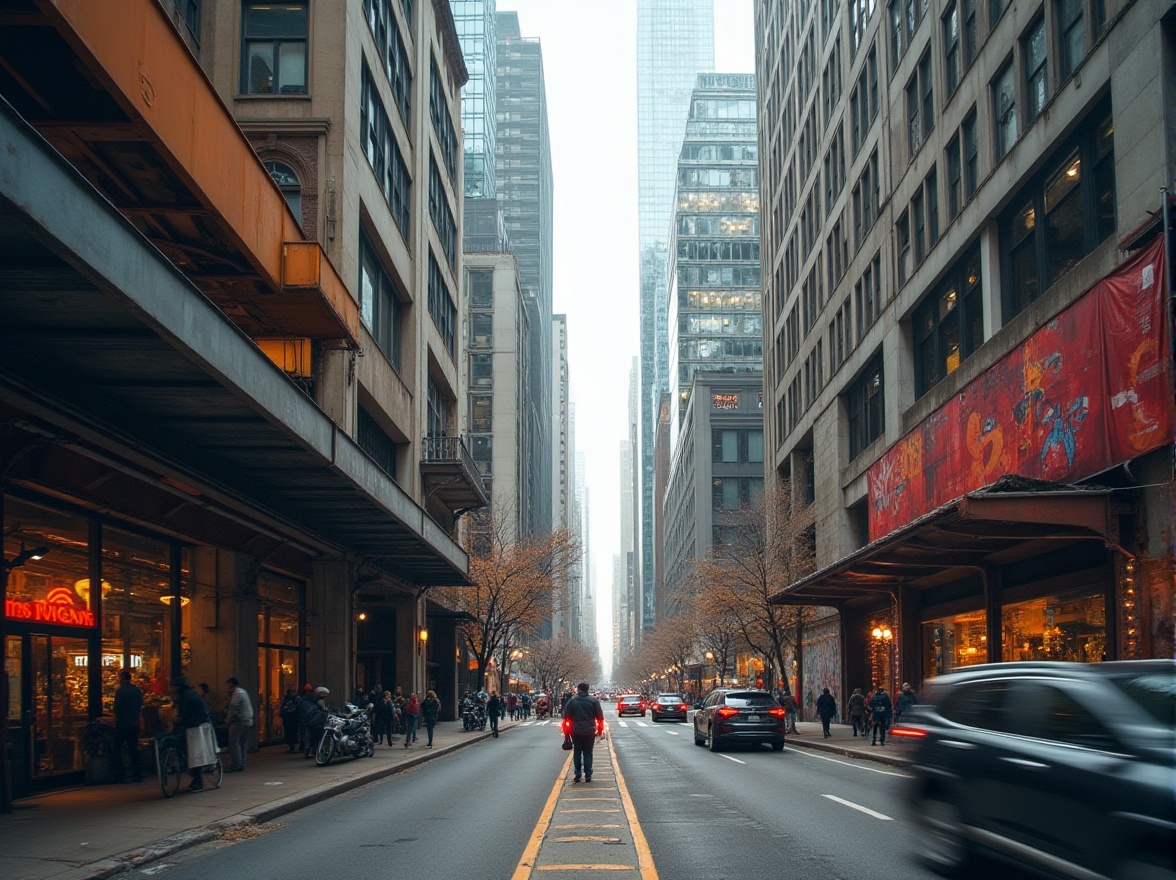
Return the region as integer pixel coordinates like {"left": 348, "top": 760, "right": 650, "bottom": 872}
{"left": 6, "top": 587, "right": 96, "bottom": 628}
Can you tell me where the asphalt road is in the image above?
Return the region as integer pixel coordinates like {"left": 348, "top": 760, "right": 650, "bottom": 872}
{"left": 109, "top": 715, "right": 1038, "bottom": 880}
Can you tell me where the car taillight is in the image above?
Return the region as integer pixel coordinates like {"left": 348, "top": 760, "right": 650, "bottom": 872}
{"left": 768, "top": 706, "right": 786, "bottom": 719}
{"left": 678, "top": 704, "right": 687, "bottom": 712}
{"left": 715, "top": 706, "right": 740, "bottom": 720}
{"left": 889, "top": 724, "right": 926, "bottom": 739}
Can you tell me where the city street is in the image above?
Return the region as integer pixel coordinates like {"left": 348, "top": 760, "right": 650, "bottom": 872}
{"left": 84, "top": 716, "right": 1035, "bottom": 880}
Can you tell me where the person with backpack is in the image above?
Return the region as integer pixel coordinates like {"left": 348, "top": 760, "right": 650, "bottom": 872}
{"left": 279, "top": 686, "right": 300, "bottom": 752}
{"left": 868, "top": 686, "right": 893, "bottom": 746}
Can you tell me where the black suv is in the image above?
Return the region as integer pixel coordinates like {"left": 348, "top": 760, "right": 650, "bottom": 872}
{"left": 693, "top": 687, "right": 786, "bottom": 751}
{"left": 894, "top": 660, "right": 1175, "bottom": 879}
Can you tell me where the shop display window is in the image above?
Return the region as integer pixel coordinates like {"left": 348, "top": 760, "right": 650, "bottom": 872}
{"left": 922, "top": 611, "right": 988, "bottom": 678}
{"left": 1002, "top": 588, "right": 1106, "bottom": 662}
{"left": 257, "top": 570, "right": 304, "bottom": 742}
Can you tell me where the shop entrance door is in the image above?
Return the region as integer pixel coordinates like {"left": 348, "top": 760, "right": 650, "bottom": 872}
{"left": 8, "top": 633, "right": 89, "bottom": 795}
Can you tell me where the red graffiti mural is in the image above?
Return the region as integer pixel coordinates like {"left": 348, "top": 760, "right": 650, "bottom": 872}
{"left": 870, "top": 237, "right": 1171, "bottom": 541}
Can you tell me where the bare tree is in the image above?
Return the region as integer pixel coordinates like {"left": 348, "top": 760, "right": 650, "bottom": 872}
{"left": 526, "top": 637, "right": 597, "bottom": 697}
{"left": 690, "top": 481, "right": 815, "bottom": 697}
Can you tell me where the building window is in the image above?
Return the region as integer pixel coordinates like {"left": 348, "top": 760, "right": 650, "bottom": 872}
{"left": 962, "top": 0, "right": 978, "bottom": 68}
{"left": 357, "top": 405, "right": 398, "bottom": 478}
{"left": 990, "top": 0, "right": 1008, "bottom": 27}
{"left": 897, "top": 209, "right": 912, "bottom": 285}
{"left": 912, "top": 190, "right": 927, "bottom": 264}
{"left": 427, "top": 250, "right": 456, "bottom": 358}
{"left": 906, "top": 53, "right": 933, "bottom": 158}
{"left": 1023, "top": 13, "right": 1048, "bottom": 122}
{"left": 925, "top": 168, "right": 940, "bottom": 248}
{"left": 1057, "top": 0, "right": 1086, "bottom": 80}
{"left": 428, "top": 156, "right": 457, "bottom": 269}
{"left": 1002, "top": 99, "right": 1115, "bottom": 322}
{"left": 359, "top": 230, "right": 402, "bottom": 369}
{"left": 993, "top": 60, "right": 1018, "bottom": 160}
{"left": 963, "top": 109, "right": 979, "bottom": 198}
{"left": 361, "top": 64, "right": 411, "bottom": 238}
{"left": 947, "top": 135, "right": 963, "bottom": 219}
{"left": 848, "top": 354, "right": 885, "bottom": 459}
{"left": 430, "top": 59, "right": 457, "bottom": 181}
{"left": 264, "top": 160, "right": 301, "bottom": 219}
{"left": 855, "top": 251, "right": 882, "bottom": 341}
{"left": 944, "top": 2, "right": 960, "bottom": 95}
{"left": 241, "top": 2, "right": 307, "bottom": 95}
{"left": 914, "top": 244, "right": 983, "bottom": 396}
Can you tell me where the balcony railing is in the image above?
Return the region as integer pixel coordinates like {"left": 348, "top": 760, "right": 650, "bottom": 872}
{"left": 420, "top": 434, "right": 489, "bottom": 515}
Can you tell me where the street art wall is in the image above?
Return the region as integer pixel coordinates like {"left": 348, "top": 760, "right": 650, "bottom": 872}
{"left": 869, "top": 238, "right": 1171, "bottom": 541}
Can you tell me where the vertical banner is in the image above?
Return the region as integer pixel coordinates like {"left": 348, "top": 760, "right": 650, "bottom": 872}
{"left": 869, "top": 238, "right": 1171, "bottom": 541}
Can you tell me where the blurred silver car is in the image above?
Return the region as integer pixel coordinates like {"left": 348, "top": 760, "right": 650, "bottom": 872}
{"left": 893, "top": 660, "right": 1175, "bottom": 879}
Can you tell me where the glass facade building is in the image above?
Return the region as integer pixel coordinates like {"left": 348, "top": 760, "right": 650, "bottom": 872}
{"left": 450, "top": 0, "right": 496, "bottom": 198}
{"left": 667, "top": 74, "right": 761, "bottom": 438}
{"left": 636, "top": 0, "right": 713, "bottom": 632}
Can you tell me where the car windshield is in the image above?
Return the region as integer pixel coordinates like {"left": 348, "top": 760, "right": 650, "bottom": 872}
{"left": 1107, "top": 672, "right": 1176, "bottom": 727}
{"left": 724, "top": 693, "right": 776, "bottom": 708}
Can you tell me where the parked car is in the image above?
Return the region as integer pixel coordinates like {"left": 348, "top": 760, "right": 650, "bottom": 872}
{"left": 693, "top": 687, "right": 786, "bottom": 751}
{"left": 650, "top": 693, "right": 688, "bottom": 722}
{"left": 616, "top": 694, "right": 646, "bottom": 717}
{"left": 893, "top": 660, "right": 1176, "bottom": 880}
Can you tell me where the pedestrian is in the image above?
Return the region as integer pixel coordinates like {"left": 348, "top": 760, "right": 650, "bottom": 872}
{"left": 402, "top": 692, "right": 420, "bottom": 747}
{"left": 779, "top": 691, "right": 799, "bottom": 733}
{"left": 561, "top": 681, "right": 604, "bottom": 783}
{"left": 225, "top": 676, "right": 254, "bottom": 772}
{"left": 393, "top": 687, "right": 406, "bottom": 734}
{"left": 296, "top": 683, "right": 314, "bottom": 752}
{"left": 170, "top": 675, "right": 210, "bottom": 792}
{"left": 279, "top": 686, "right": 300, "bottom": 752}
{"left": 374, "top": 690, "right": 395, "bottom": 744}
{"left": 868, "top": 686, "right": 893, "bottom": 746}
{"left": 421, "top": 689, "right": 441, "bottom": 747}
{"left": 113, "top": 668, "right": 144, "bottom": 782}
{"left": 507, "top": 692, "right": 519, "bottom": 720}
{"left": 487, "top": 691, "right": 503, "bottom": 737}
{"left": 815, "top": 687, "right": 837, "bottom": 738}
{"left": 522, "top": 692, "right": 532, "bottom": 718}
{"left": 352, "top": 683, "right": 367, "bottom": 708}
{"left": 896, "top": 682, "right": 918, "bottom": 721}
{"left": 300, "top": 686, "right": 329, "bottom": 757}
{"left": 846, "top": 687, "right": 866, "bottom": 736}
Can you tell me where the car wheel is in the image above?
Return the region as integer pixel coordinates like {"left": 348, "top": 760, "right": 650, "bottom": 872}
{"left": 694, "top": 724, "right": 705, "bottom": 746}
{"left": 916, "top": 794, "right": 970, "bottom": 877}
{"left": 771, "top": 740, "right": 785, "bottom": 751}
{"left": 707, "top": 726, "right": 722, "bottom": 752}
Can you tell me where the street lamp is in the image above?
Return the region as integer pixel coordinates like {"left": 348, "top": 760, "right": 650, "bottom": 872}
{"left": 871, "top": 625, "right": 894, "bottom": 692}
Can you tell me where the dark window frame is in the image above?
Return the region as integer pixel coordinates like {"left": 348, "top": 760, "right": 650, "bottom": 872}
{"left": 848, "top": 353, "right": 885, "bottom": 459}
{"left": 914, "top": 243, "right": 983, "bottom": 396}
{"left": 240, "top": 2, "right": 308, "bottom": 95}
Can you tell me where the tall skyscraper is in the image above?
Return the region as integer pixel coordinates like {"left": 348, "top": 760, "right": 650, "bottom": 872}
{"left": 450, "top": 0, "right": 496, "bottom": 199}
{"left": 496, "top": 11, "right": 554, "bottom": 540}
{"left": 635, "top": 0, "right": 713, "bottom": 634}
{"left": 667, "top": 73, "right": 761, "bottom": 441}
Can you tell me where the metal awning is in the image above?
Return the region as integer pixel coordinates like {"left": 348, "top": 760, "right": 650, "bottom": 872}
{"left": 0, "top": 99, "right": 468, "bottom": 586}
{"left": 771, "top": 478, "right": 1114, "bottom": 609}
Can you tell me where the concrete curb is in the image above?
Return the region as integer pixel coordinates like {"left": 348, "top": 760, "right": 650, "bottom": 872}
{"left": 78, "top": 728, "right": 498, "bottom": 879}
{"left": 784, "top": 732, "right": 912, "bottom": 769}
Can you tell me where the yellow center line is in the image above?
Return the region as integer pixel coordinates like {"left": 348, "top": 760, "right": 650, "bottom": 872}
{"left": 611, "top": 735, "right": 659, "bottom": 880}
{"left": 510, "top": 751, "right": 573, "bottom": 880}
{"left": 551, "top": 823, "right": 622, "bottom": 829}
{"left": 536, "top": 866, "right": 636, "bottom": 872}
{"left": 550, "top": 836, "right": 623, "bottom": 842}
{"left": 559, "top": 808, "right": 621, "bottom": 813}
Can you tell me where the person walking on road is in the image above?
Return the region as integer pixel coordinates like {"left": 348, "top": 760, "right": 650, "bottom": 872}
{"left": 486, "top": 691, "right": 503, "bottom": 737}
{"left": 170, "top": 676, "right": 210, "bottom": 792}
{"left": 402, "top": 692, "right": 420, "bottom": 747}
{"left": 113, "top": 669, "right": 144, "bottom": 782}
{"left": 225, "top": 677, "right": 254, "bottom": 772}
{"left": 868, "top": 686, "right": 893, "bottom": 746}
{"left": 421, "top": 689, "right": 441, "bottom": 747}
{"left": 562, "top": 681, "right": 604, "bottom": 783}
{"left": 846, "top": 687, "right": 866, "bottom": 736}
{"left": 815, "top": 687, "right": 837, "bottom": 738}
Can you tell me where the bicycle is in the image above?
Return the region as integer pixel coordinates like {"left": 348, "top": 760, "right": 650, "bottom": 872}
{"left": 155, "top": 732, "right": 224, "bottom": 798}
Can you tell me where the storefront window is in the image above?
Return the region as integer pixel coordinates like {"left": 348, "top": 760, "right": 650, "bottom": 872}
{"left": 101, "top": 526, "right": 187, "bottom": 735}
{"left": 1002, "top": 588, "right": 1106, "bottom": 662}
{"left": 257, "top": 570, "right": 304, "bottom": 742}
{"left": 921, "top": 611, "right": 988, "bottom": 678}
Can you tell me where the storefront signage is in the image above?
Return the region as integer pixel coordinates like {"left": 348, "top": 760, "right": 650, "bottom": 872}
{"left": 712, "top": 393, "right": 739, "bottom": 410}
{"left": 5, "top": 587, "right": 96, "bottom": 628}
{"left": 868, "top": 237, "right": 1171, "bottom": 541}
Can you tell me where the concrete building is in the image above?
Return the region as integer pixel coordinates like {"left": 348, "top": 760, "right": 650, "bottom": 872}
{"left": 0, "top": 0, "right": 487, "bottom": 801}
{"left": 667, "top": 73, "right": 764, "bottom": 444}
{"left": 496, "top": 11, "right": 554, "bottom": 542}
{"left": 663, "top": 373, "right": 766, "bottom": 598}
{"left": 636, "top": 0, "right": 715, "bottom": 635}
{"left": 757, "top": 0, "right": 1175, "bottom": 705}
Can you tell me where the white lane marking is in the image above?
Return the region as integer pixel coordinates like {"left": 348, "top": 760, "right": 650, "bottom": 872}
{"left": 720, "top": 754, "right": 747, "bottom": 765}
{"left": 617, "top": 720, "right": 629, "bottom": 728}
{"left": 822, "top": 794, "right": 894, "bottom": 821}
{"left": 781, "top": 745, "right": 910, "bottom": 777}
{"left": 635, "top": 721, "right": 649, "bottom": 727}
{"left": 664, "top": 730, "right": 680, "bottom": 736}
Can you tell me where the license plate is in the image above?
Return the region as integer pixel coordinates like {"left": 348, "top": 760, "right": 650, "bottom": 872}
{"left": 745, "top": 714, "right": 759, "bottom": 721}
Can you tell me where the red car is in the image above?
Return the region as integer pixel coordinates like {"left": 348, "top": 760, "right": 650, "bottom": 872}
{"left": 616, "top": 694, "right": 646, "bottom": 717}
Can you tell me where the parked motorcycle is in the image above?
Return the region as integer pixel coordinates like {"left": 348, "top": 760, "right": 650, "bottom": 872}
{"left": 461, "top": 697, "right": 486, "bottom": 731}
{"left": 315, "top": 703, "right": 375, "bottom": 765}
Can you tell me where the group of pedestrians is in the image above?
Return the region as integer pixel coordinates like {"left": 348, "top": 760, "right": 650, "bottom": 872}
{"left": 837, "top": 682, "right": 919, "bottom": 745}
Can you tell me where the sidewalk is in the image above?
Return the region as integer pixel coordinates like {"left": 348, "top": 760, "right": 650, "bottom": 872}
{"left": 785, "top": 720, "right": 915, "bottom": 767}
{"left": 0, "top": 719, "right": 514, "bottom": 880}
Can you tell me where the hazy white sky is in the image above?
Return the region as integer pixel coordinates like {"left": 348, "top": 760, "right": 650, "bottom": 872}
{"left": 496, "top": 1, "right": 755, "bottom": 672}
